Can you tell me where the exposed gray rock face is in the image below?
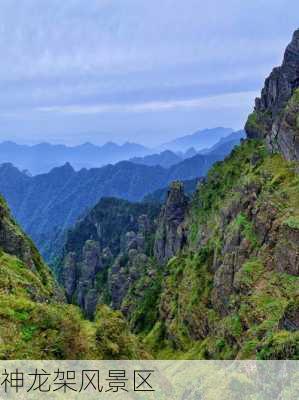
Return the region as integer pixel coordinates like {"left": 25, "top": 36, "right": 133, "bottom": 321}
{"left": 211, "top": 173, "right": 299, "bottom": 315}
{"left": 0, "top": 195, "right": 65, "bottom": 302}
{"left": 154, "top": 181, "right": 189, "bottom": 265}
{"left": 245, "top": 29, "right": 299, "bottom": 161}
{"left": 279, "top": 302, "right": 299, "bottom": 331}
{"left": 0, "top": 196, "right": 40, "bottom": 271}
{"left": 273, "top": 225, "right": 299, "bottom": 276}
{"left": 109, "top": 251, "right": 149, "bottom": 310}
{"left": 59, "top": 197, "right": 160, "bottom": 318}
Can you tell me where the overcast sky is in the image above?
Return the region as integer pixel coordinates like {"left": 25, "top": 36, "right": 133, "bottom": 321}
{"left": 0, "top": 0, "right": 298, "bottom": 147}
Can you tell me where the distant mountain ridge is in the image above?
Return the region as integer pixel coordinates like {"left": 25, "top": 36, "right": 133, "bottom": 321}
{"left": 0, "top": 127, "right": 235, "bottom": 174}
{"left": 130, "top": 150, "right": 182, "bottom": 168}
{"left": 158, "top": 127, "right": 234, "bottom": 152}
{"left": 0, "top": 145, "right": 232, "bottom": 262}
{"left": 198, "top": 130, "right": 245, "bottom": 155}
{"left": 0, "top": 140, "right": 150, "bottom": 174}
{"left": 130, "top": 130, "right": 244, "bottom": 168}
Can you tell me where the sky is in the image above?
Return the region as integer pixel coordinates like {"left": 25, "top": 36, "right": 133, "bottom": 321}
{"left": 0, "top": 0, "right": 298, "bottom": 147}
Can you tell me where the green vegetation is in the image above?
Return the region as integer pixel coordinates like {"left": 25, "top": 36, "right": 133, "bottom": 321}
{"left": 283, "top": 216, "right": 299, "bottom": 230}
{"left": 0, "top": 251, "right": 147, "bottom": 359}
{"left": 1, "top": 137, "right": 298, "bottom": 360}
{"left": 143, "top": 139, "right": 299, "bottom": 359}
{"left": 0, "top": 193, "right": 148, "bottom": 360}
{"left": 245, "top": 112, "right": 260, "bottom": 132}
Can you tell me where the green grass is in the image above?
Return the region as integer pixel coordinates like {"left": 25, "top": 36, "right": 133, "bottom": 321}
{"left": 283, "top": 216, "right": 299, "bottom": 230}
{"left": 144, "top": 138, "right": 299, "bottom": 360}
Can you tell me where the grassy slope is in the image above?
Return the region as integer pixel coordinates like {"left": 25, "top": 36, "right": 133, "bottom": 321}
{"left": 0, "top": 194, "right": 148, "bottom": 360}
{"left": 0, "top": 250, "right": 147, "bottom": 359}
{"left": 143, "top": 140, "right": 299, "bottom": 359}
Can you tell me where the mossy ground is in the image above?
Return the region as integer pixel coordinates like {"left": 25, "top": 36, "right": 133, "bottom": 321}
{"left": 143, "top": 140, "right": 299, "bottom": 359}
{"left": 0, "top": 251, "right": 147, "bottom": 360}
{"left": 1, "top": 139, "right": 298, "bottom": 360}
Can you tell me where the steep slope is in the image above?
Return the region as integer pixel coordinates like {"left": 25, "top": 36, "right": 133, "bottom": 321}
{"left": 145, "top": 140, "right": 299, "bottom": 359}
{"left": 0, "top": 195, "right": 148, "bottom": 359}
{"left": 143, "top": 178, "right": 203, "bottom": 204}
{"left": 58, "top": 198, "right": 160, "bottom": 318}
{"left": 245, "top": 29, "right": 299, "bottom": 161}
{"left": 58, "top": 30, "right": 299, "bottom": 360}
{"left": 58, "top": 140, "right": 299, "bottom": 359}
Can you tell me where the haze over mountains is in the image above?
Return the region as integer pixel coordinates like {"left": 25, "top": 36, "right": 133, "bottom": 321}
{"left": 0, "top": 128, "right": 244, "bottom": 262}
{"left": 158, "top": 127, "right": 234, "bottom": 152}
{"left": 0, "top": 127, "right": 239, "bottom": 174}
{"left": 0, "top": 140, "right": 149, "bottom": 175}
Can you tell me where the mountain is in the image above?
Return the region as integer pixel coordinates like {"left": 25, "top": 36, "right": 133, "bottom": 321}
{"left": 0, "top": 129, "right": 239, "bottom": 174}
{"left": 59, "top": 139, "right": 299, "bottom": 359}
{"left": 57, "top": 30, "right": 299, "bottom": 360}
{"left": 142, "top": 134, "right": 245, "bottom": 203}
{"left": 245, "top": 29, "right": 299, "bottom": 161}
{"left": 0, "top": 140, "right": 150, "bottom": 174}
{"left": 130, "top": 150, "right": 183, "bottom": 168}
{"left": 199, "top": 130, "right": 246, "bottom": 155}
{"left": 159, "top": 127, "right": 234, "bottom": 152}
{"left": 0, "top": 147, "right": 232, "bottom": 262}
{"left": 58, "top": 197, "right": 160, "bottom": 317}
{"left": 143, "top": 177, "right": 203, "bottom": 204}
{"left": 130, "top": 147, "right": 204, "bottom": 169}
{"left": 0, "top": 194, "right": 147, "bottom": 359}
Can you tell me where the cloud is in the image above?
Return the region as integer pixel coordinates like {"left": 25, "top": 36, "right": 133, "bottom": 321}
{"left": 35, "top": 91, "right": 258, "bottom": 115}
{"left": 0, "top": 0, "right": 297, "bottom": 144}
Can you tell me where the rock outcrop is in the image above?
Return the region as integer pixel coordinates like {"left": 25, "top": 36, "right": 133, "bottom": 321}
{"left": 154, "top": 181, "right": 189, "bottom": 264}
{"left": 56, "top": 30, "right": 299, "bottom": 360}
{"left": 0, "top": 195, "right": 60, "bottom": 299}
{"left": 59, "top": 197, "right": 160, "bottom": 317}
{"left": 245, "top": 29, "right": 299, "bottom": 161}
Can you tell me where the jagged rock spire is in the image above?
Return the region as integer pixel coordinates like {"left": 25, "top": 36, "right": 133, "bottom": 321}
{"left": 154, "top": 181, "right": 189, "bottom": 265}
{"left": 245, "top": 28, "right": 299, "bottom": 161}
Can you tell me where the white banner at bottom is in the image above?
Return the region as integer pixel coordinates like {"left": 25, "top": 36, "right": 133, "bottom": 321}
{"left": 0, "top": 360, "right": 298, "bottom": 399}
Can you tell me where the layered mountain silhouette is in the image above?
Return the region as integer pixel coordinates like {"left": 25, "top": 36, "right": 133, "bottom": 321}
{"left": 158, "top": 127, "right": 234, "bottom": 152}
{"left": 0, "top": 140, "right": 150, "bottom": 175}
{"left": 0, "top": 29, "right": 298, "bottom": 362}
{"left": 0, "top": 127, "right": 235, "bottom": 174}
{"left": 0, "top": 144, "right": 233, "bottom": 261}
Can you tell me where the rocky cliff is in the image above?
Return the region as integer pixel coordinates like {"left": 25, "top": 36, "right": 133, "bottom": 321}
{"left": 154, "top": 181, "right": 189, "bottom": 265}
{"left": 60, "top": 31, "right": 299, "bottom": 360}
{"left": 58, "top": 198, "right": 160, "bottom": 317}
{"left": 0, "top": 195, "right": 148, "bottom": 359}
{"left": 245, "top": 29, "right": 299, "bottom": 161}
{"left": 59, "top": 136, "right": 299, "bottom": 359}
{"left": 0, "top": 195, "right": 59, "bottom": 299}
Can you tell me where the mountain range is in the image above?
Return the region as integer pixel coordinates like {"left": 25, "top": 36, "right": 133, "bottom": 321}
{"left": 158, "top": 127, "right": 234, "bottom": 152}
{"left": 0, "top": 29, "right": 298, "bottom": 362}
{"left": 0, "top": 140, "right": 149, "bottom": 175}
{"left": 0, "top": 127, "right": 236, "bottom": 174}
{"left": 56, "top": 29, "right": 299, "bottom": 359}
{"left": 0, "top": 138, "right": 236, "bottom": 262}
{"left": 130, "top": 130, "right": 245, "bottom": 168}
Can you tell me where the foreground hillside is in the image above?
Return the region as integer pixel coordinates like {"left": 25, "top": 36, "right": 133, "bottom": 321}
{"left": 0, "top": 196, "right": 147, "bottom": 359}
{"left": 147, "top": 140, "right": 299, "bottom": 359}
{"left": 58, "top": 30, "right": 299, "bottom": 360}
{"left": 58, "top": 139, "right": 299, "bottom": 359}
{"left": 1, "top": 29, "right": 298, "bottom": 361}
